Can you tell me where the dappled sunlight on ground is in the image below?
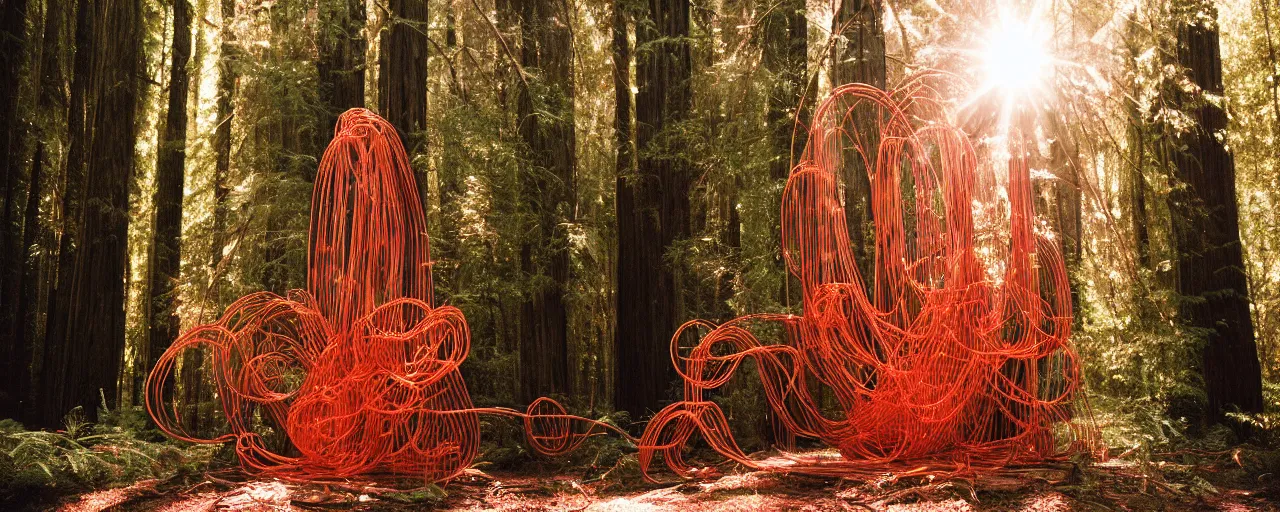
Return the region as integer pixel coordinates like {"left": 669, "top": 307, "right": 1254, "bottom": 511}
{"left": 212, "top": 481, "right": 293, "bottom": 510}
{"left": 56, "top": 480, "right": 159, "bottom": 512}
{"left": 30, "top": 449, "right": 1280, "bottom": 511}
{"left": 57, "top": 487, "right": 133, "bottom": 512}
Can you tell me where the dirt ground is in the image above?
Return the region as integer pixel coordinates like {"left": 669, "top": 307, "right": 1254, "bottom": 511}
{"left": 39, "top": 452, "right": 1280, "bottom": 512}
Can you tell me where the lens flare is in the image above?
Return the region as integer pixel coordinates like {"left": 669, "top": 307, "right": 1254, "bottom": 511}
{"left": 982, "top": 18, "right": 1052, "bottom": 94}
{"left": 983, "top": 21, "right": 1044, "bottom": 94}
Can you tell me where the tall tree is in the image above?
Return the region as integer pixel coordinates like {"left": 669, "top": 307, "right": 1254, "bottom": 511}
{"left": 829, "top": 0, "right": 884, "bottom": 292}
{"left": 378, "top": 0, "right": 427, "bottom": 201}
{"left": 147, "top": 0, "right": 194, "bottom": 402}
{"left": 183, "top": 0, "right": 237, "bottom": 434}
{"left": 1123, "top": 17, "right": 1153, "bottom": 268}
{"left": 8, "top": 0, "right": 68, "bottom": 422}
{"left": 211, "top": 0, "right": 235, "bottom": 292}
{"left": 40, "top": 0, "right": 94, "bottom": 424}
{"left": 516, "top": 0, "right": 574, "bottom": 404}
{"left": 615, "top": 0, "right": 692, "bottom": 421}
{"left": 609, "top": 0, "right": 631, "bottom": 412}
{"left": 1040, "top": 112, "right": 1083, "bottom": 315}
{"left": 317, "top": 0, "right": 365, "bottom": 148}
{"left": 1169, "top": 0, "right": 1264, "bottom": 425}
{"left": 830, "top": 0, "right": 884, "bottom": 89}
{"left": 761, "top": 0, "right": 807, "bottom": 297}
{"left": 758, "top": 0, "right": 807, "bottom": 445}
{"left": 0, "top": 0, "right": 33, "bottom": 421}
{"left": 13, "top": 146, "right": 43, "bottom": 421}
{"left": 0, "top": 0, "right": 67, "bottom": 423}
{"left": 37, "top": 0, "right": 142, "bottom": 427}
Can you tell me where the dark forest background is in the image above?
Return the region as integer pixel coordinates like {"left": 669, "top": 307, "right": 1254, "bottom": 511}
{"left": 0, "top": 0, "right": 1278, "bottom": 481}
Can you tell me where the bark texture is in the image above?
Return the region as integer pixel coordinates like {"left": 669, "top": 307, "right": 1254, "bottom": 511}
{"left": 615, "top": 0, "right": 692, "bottom": 421}
{"left": 1170, "top": 3, "right": 1264, "bottom": 425}
{"left": 517, "top": 0, "right": 574, "bottom": 404}
{"left": 829, "top": 0, "right": 885, "bottom": 296}
{"left": 38, "top": 0, "right": 142, "bottom": 427}
{"left": 40, "top": 0, "right": 94, "bottom": 426}
{"left": 147, "top": 0, "right": 194, "bottom": 403}
{"left": 317, "top": 0, "right": 366, "bottom": 149}
{"left": 0, "top": 0, "right": 33, "bottom": 421}
{"left": 378, "top": 0, "right": 428, "bottom": 205}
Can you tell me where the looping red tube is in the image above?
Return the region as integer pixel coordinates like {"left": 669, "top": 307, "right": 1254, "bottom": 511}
{"left": 146, "top": 109, "right": 626, "bottom": 484}
{"left": 637, "top": 74, "right": 1097, "bottom": 480}
{"left": 148, "top": 77, "right": 1097, "bottom": 485}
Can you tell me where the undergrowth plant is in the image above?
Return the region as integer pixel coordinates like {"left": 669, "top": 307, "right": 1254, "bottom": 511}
{"left": 0, "top": 404, "right": 217, "bottom": 503}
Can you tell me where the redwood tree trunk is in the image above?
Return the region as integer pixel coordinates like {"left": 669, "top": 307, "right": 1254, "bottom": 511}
{"left": 1127, "top": 106, "right": 1151, "bottom": 267}
{"left": 0, "top": 0, "right": 32, "bottom": 421}
{"left": 186, "top": 0, "right": 237, "bottom": 435}
{"left": 1170, "top": 2, "right": 1264, "bottom": 426}
{"left": 39, "top": 0, "right": 93, "bottom": 427}
{"left": 317, "top": 0, "right": 365, "bottom": 149}
{"left": 378, "top": 0, "right": 427, "bottom": 205}
{"left": 760, "top": 0, "right": 807, "bottom": 446}
{"left": 764, "top": 0, "right": 808, "bottom": 183}
{"left": 764, "top": 0, "right": 808, "bottom": 300}
{"left": 212, "top": 0, "right": 235, "bottom": 290}
{"left": 12, "top": 143, "right": 43, "bottom": 422}
{"left": 8, "top": 0, "right": 65, "bottom": 423}
{"left": 610, "top": 0, "right": 630, "bottom": 412}
{"left": 830, "top": 0, "right": 885, "bottom": 88}
{"left": 1047, "top": 133, "right": 1082, "bottom": 316}
{"left": 37, "top": 0, "right": 142, "bottom": 427}
{"left": 615, "top": 0, "right": 691, "bottom": 422}
{"left": 830, "top": 0, "right": 884, "bottom": 294}
{"left": 1123, "top": 16, "right": 1152, "bottom": 269}
{"left": 147, "top": 0, "right": 193, "bottom": 403}
{"left": 517, "top": 0, "right": 574, "bottom": 404}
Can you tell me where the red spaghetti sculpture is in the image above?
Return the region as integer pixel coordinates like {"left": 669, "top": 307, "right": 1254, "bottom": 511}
{"left": 145, "top": 109, "right": 614, "bottom": 483}
{"left": 637, "top": 76, "right": 1093, "bottom": 479}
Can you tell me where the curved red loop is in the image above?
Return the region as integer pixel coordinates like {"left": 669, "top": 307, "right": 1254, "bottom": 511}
{"left": 638, "top": 75, "right": 1098, "bottom": 478}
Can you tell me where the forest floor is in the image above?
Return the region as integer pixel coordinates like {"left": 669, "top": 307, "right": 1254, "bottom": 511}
{"left": 43, "top": 450, "right": 1280, "bottom": 511}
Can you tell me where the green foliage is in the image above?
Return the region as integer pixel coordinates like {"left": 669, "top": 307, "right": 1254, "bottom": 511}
{"left": 1221, "top": 0, "right": 1280, "bottom": 385}
{"left": 711, "top": 369, "right": 773, "bottom": 452}
{"left": 1075, "top": 288, "right": 1201, "bottom": 412}
{"left": 1225, "top": 380, "right": 1280, "bottom": 448}
{"left": 477, "top": 407, "right": 635, "bottom": 479}
{"left": 0, "top": 409, "right": 216, "bottom": 503}
{"left": 428, "top": 94, "right": 525, "bottom": 407}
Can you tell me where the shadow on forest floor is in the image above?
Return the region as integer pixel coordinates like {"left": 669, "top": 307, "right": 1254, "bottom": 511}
{"left": 30, "top": 449, "right": 1280, "bottom": 512}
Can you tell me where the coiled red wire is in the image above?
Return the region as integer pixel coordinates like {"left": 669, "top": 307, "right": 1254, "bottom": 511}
{"left": 148, "top": 77, "right": 1096, "bottom": 485}
{"left": 637, "top": 75, "right": 1097, "bottom": 479}
{"left": 146, "top": 109, "right": 620, "bottom": 484}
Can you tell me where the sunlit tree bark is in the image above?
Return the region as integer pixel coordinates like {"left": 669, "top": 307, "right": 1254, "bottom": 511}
{"left": 147, "top": 0, "right": 194, "bottom": 404}
{"left": 211, "top": 0, "right": 235, "bottom": 295}
{"left": 1170, "top": 0, "right": 1264, "bottom": 427}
